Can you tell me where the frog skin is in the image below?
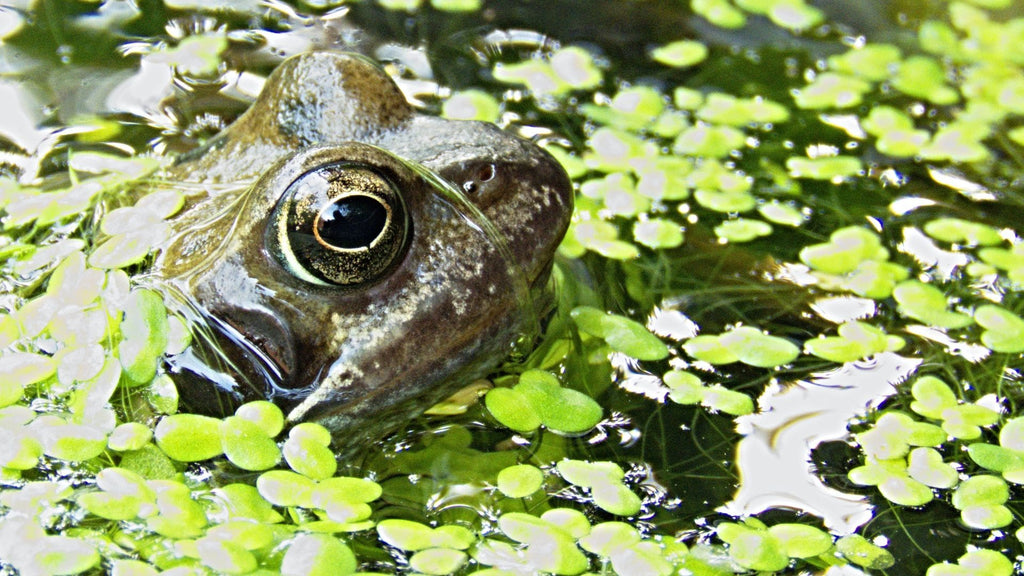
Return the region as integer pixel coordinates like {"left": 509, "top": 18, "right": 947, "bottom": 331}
{"left": 152, "top": 51, "right": 572, "bottom": 437}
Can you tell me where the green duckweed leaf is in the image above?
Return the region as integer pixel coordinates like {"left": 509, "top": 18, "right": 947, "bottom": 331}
{"left": 718, "top": 326, "right": 800, "bottom": 368}
{"left": 692, "top": 0, "right": 747, "bottom": 28}
{"left": 410, "top": 548, "right": 468, "bottom": 575}
{"left": 256, "top": 470, "right": 315, "bottom": 508}
{"left": 674, "top": 124, "right": 746, "bottom": 158}
{"left": 835, "top": 534, "right": 895, "bottom": 569}
{"left": 78, "top": 490, "right": 143, "bottom": 520}
{"left": 673, "top": 86, "right": 704, "bottom": 110}
{"left": 0, "top": 431, "right": 42, "bottom": 469}
{"left": 890, "top": 56, "right": 959, "bottom": 105}
{"left": 650, "top": 40, "right": 708, "bottom": 68}
{"left": 586, "top": 127, "right": 656, "bottom": 172}
{"left": 918, "top": 20, "right": 960, "bottom": 57}
{"left": 861, "top": 106, "right": 913, "bottom": 135}
{"left": 952, "top": 475, "right": 1008, "bottom": 509}
{"left": 683, "top": 335, "right": 739, "bottom": 364}
{"left": 281, "top": 534, "right": 357, "bottom": 576}
{"left": 664, "top": 369, "right": 704, "bottom": 405}
{"left": 697, "top": 94, "right": 790, "bottom": 125}
{"left": 110, "top": 560, "right": 159, "bottom": 576}
{"left": 786, "top": 156, "right": 861, "bottom": 180}
{"left": 0, "top": 352, "right": 54, "bottom": 406}
{"left": 37, "top": 420, "right": 108, "bottom": 462}
{"left": 540, "top": 508, "right": 591, "bottom": 539}
{"left": 920, "top": 124, "right": 989, "bottom": 163}
{"left": 118, "top": 289, "right": 168, "bottom": 385}
{"left": 107, "top": 422, "right": 152, "bottom": 451}
{"left": 578, "top": 522, "right": 641, "bottom": 556}
{"left": 1000, "top": 417, "right": 1024, "bottom": 452}
{"left": 196, "top": 536, "right": 258, "bottom": 575}
{"left": 496, "top": 512, "right": 589, "bottom": 574}
{"left": 701, "top": 385, "right": 755, "bottom": 415}
{"left": 591, "top": 480, "right": 643, "bottom": 516}
{"left": 910, "top": 376, "right": 958, "bottom": 419}
{"left": 154, "top": 413, "right": 223, "bottom": 462}
{"left": 907, "top": 447, "right": 958, "bottom": 489}
{"left": 312, "top": 476, "right": 382, "bottom": 507}
{"left": 967, "top": 443, "right": 1024, "bottom": 474}
{"left": 283, "top": 434, "right": 338, "bottom": 480}
{"left": 960, "top": 504, "right": 1013, "bottom": 529}
{"left": 766, "top": 523, "right": 832, "bottom": 558}
{"left": 497, "top": 464, "right": 544, "bottom": 498}
{"left": 941, "top": 403, "right": 999, "bottom": 440}
{"left": 493, "top": 60, "right": 565, "bottom": 95}
{"left": 146, "top": 373, "right": 178, "bottom": 415}
{"left": 29, "top": 535, "right": 100, "bottom": 576}
{"left": 716, "top": 522, "right": 788, "bottom": 572}
{"left": 828, "top": 44, "right": 901, "bottom": 81}
{"left": 289, "top": 422, "right": 331, "bottom": 445}
{"left": 378, "top": 519, "right": 440, "bottom": 551}
{"left": 221, "top": 415, "right": 282, "bottom": 471}
{"left": 550, "top": 46, "right": 602, "bottom": 90}
{"left": 694, "top": 190, "right": 757, "bottom": 213}
{"left": 793, "top": 73, "right": 872, "bottom": 109}
{"left": 926, "top": 550, "right": 1014, "bottom": 576}
{"left": 571, "top": 306, "right": 668, "bottom": 360}
{"left": 878, "top": 473, "right": 934, "bottom": 506}
{"left": 556, "top": 459, "right": 624, "bottom": 487}
{"left": 714, "top": 218, "right": 772, "bottom": 243}
{"left": 800, "top": 227, "right": 884, "bottom": 274}
{"left": 146, "top": 481, "right": 208, "bottom": 538}
{"left": 213, "top": 483, "right": 284, "bottom": 524}
{"left": 633, "top": 218, "right": 684, "bottom": 249}
{"left": 804, "top": 321, "right": 891, "bottom": 363}
{"left": 758, "top": 201, "right": 805, "bottom": 226}
{"left": 234, "top": 400, "right": 284, "bottom": 438}
{"left": 923, "top": 217, "right": 1002, "bottom": 246}
{"left": 485, "top": 387, "right": 543, "bottom": 432}
{"left": 893, "top": 280, "right": 973, "bottom": 328}
{"left": 565, "top": 219, "right": 641, "bottom": 260}
{"left": 205, "top": 520, "right": 275, "bottom": 551}
{"left": 431, "top": 0, "right": 482, "bottom": 12}
{"left": 975, "top": 305, "right": 1024, "bottom": 353}
{"left": 766, "top": 0, "right": 824, "bottom": 30}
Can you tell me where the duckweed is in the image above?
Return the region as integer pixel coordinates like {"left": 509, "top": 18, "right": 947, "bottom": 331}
{"left": 556, "top": 459, "right": 642, "bottom": 516}
{"left": 974, "top": 305, "right": 1024, "bottom": 353}
{"left": 649, "top": 40, "right": 708, "bottom": 68}
{"left": 485, "top": 369, "right": 603, "bottom": 434}
{"left": 683, "top": 325, "right": 799, "bottom": 368}
{"left": 280, "top": 534, "right": 357, "bottom": 576}
{"left": 714, "top": 218, "right": 773, "bottom": 243}
{"left": 496, "top": 464, "right": 544, "bottom": 498}
{"left": 9, "top": 0, "right": 1024, "bottom": 573}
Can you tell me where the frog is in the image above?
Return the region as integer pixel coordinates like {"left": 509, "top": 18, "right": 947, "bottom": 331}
{"left": 153, "top": 51, "right": 573, "bottom": 438}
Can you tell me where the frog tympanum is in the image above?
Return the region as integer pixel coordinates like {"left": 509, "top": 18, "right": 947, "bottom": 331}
{"left": 154, "top": 52, "right": 573, "bottom": 437}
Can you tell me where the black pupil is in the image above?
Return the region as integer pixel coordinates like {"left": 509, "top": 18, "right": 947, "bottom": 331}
{"left": 316, "top": 195, "right": 388, "bottom": 249}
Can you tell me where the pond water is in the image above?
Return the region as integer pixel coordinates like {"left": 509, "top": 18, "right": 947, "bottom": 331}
{"left": 1, "top": 0, "right": 1024, "bottom": 575}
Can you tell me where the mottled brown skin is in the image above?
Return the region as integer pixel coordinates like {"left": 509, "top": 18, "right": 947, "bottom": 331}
{"left": 154, "top": 52, "right": 572, "bottom": 435}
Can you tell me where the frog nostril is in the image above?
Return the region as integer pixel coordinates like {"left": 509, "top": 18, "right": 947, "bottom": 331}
{"left": 462, "top": 163, "right": 496, "bottom": 196}
{"left": 477, "top": 163, "right": 496, "bottom": 182}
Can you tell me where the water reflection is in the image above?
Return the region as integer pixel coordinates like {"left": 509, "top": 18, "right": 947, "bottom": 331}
{"left": 722, "top": 352, "right": 921, "bottom": 533}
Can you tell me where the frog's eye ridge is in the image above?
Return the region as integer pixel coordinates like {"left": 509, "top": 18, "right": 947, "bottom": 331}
{"left": 270, "top": 163, "right": 408, "bottom": 286}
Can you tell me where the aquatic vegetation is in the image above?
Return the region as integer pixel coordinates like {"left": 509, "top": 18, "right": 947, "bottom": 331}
{"left": 4, "top": 0, "right": 1024, "bottom": 573}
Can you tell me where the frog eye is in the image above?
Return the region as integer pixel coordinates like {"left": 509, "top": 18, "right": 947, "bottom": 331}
{"left": 270, "top": 163, "right": 408, "bottom": 286}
